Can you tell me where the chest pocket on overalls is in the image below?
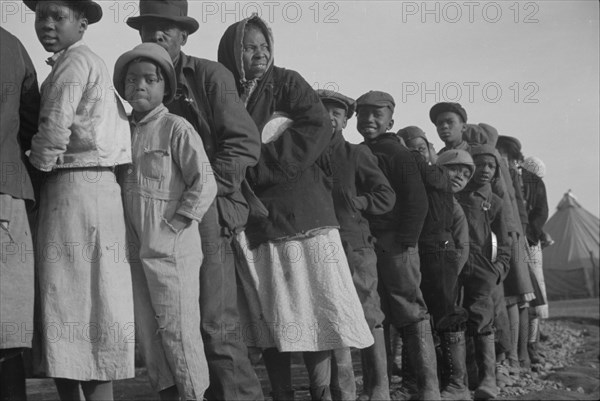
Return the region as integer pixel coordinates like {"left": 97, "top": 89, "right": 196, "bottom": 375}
{"left": 140, "top": 148, "right": 170, "bottom": 181}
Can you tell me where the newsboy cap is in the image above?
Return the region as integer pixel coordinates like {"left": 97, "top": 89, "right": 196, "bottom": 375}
{"left": 429, "top": 102, "right": 467, "bottom": 124}
{"left": 23, "top": 0, "right": 103, "bottom": 24}
{"left": 127, "top": 0, "right": 199, "bottom": 34}
{"left": 317, "top": 89, "right": 356, "bottom": 118}
{"left": 356, "top": 91, "right": 395, "bottom": 112}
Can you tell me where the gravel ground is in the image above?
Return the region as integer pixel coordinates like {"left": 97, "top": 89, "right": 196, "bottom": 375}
{"left": 26, "top": 302, "right": 599, "bottom": 400}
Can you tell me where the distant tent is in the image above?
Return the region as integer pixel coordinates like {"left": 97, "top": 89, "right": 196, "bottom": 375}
{"left": 543, "top": 191, "right": 600, "bottom": 300}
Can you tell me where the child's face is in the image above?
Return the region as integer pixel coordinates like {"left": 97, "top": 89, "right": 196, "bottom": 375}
{"left": 356, "top": 106, "right": 394, "bottom": 141}
{"left": 472, "top": 155, "right": 497, "bottom": 185}
{"left": 242, "top": 26, "right": 271, "bottom": 80}
{"left": 435, "top": 112, "right": 465, "bottom": 147}
{"left": 34, "top": 2, "right": 87, "bottom": 53}
{"left": 406, "top": 137, "right": 430, "bottom": 163}
{"left": 445, "top": 164, "right": 472, "bottom": 193}
{"left": 324, "top": 104, "right": 348, "bottom": 135}
{"left": 124, "top": 61, "right": 166, "bottom": 116}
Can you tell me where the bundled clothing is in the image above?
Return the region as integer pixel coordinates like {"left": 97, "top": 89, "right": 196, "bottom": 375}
{"left": 0, "top": 27, "right": 39, "bottom": 354}
{"left": 162, "top": 42, "right": 264, "bottom": 401}
{"left": 29, "top": 40, "right": 134, "bottom": 381}
{"left": 323, "top": 130, "right": 395, "bottom": 329}
{"left": 218, "top": 15, "right": 372, "bottom": 352}
{"left": 363, "top": 133, "right": 430, "bottom": 327}
{"left": 455, "top": 149, "right": 512, "bottom": 335}
{"left": 413, "top": 153, "right": 470, "bottom": 332}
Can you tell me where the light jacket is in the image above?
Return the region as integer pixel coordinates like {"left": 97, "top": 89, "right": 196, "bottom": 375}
{"left": 30, "top": 41, "right": 131, "bottom": 171}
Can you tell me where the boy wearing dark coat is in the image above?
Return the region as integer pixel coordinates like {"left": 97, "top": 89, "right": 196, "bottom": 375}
{"left": 455, "top": 144, "right": 512, "bottom": 400}
{"left": 318, "top": 89, "right": 395, "bottom": 401}
{"left": 356, "top": 91, "right": 440, "bottom": 400}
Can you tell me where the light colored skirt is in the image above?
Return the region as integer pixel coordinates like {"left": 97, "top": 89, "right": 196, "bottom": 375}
{"left": 235, "top": 228, "right": 374, "bottom": 352}
{"left": 35, "top": 168, "right": 134, "bottom": 380}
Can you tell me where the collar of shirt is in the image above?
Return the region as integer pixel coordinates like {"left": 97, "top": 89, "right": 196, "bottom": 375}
{"left": 130, "top": 103, "right": 168, "bottom": 126}
{"left": 45, "top": 40, "right": 86, "bottom": 67}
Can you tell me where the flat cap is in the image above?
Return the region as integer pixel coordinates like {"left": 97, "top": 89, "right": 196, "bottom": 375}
{"left": 430, "top": 102, "right": 467, "bottom": 124}
{"left": 397, "top": 126, "right": 428, "bottom": 144}
{"left": 317, "top": 89, "right": 356, "bottom": 118}
{"left": 356, "top": 91, "right": 395, "bottom": 112}
{"left": 497, "top": 135, "right": 522, "bottom": 151}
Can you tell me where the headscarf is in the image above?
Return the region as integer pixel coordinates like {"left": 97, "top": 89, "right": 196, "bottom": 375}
{"left": 217, "top": 14, "right": 274, "bottom": 105}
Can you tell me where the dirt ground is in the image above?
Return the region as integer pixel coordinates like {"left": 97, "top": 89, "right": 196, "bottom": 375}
{"left": 26, "top": 299, "right": 599, "bottom": 400}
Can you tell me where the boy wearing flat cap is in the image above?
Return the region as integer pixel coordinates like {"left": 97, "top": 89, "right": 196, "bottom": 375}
{"left": 356, "top": 91, "right": 440, "bottom": 400}
{"left": 318, "top": 89, "right": 395, "bottom": 401}
{"left": 126, "top": 2, "right": 264, "bottom": 399}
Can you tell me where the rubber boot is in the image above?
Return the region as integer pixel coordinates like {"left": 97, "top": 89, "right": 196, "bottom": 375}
{"left": 465, "top": 335, "right": 478, "bottom": 390}
{"left": 362, "top": 328, "right": 390, "bottom": 400}
{"left": 263, "top": 348, "right": 294, "bottom": 401}
{"left": 304, "top": 351, "right": 332, "bottom": 401}
{"left": 518, "top": 306, "right": 531, "bottom": 369}
{"left": 357, "top": 350, "right": 371, "bottom": 401}
{"left": 403, "top": 320, "right": 441, "bottom": 400}
{"left": 393, "top": 339, "right": 417, "bottom": 400}
{"left": 330, "top": 348, "right": 356, "bottom": 401}
{"left": 473, "top": 333, "right": 497, "bottom": 400}
{"left": 439, "top": 332, "right": 470, "bottom": 400}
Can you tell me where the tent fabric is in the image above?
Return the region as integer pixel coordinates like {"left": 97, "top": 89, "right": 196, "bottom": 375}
{"left": 542, "top": 191, "right": 600, "bottom": 300}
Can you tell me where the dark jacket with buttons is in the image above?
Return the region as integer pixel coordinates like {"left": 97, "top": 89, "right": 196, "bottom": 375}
{"left": 323, "top": 131, "right": 395, "bottom": 250}
{"left": 364, "top": 133, "right": 428, "bottom": 247}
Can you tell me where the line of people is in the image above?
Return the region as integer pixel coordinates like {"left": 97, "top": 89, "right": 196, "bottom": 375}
{"left": 0, "top": 1, "right": 550, "bottom": 400}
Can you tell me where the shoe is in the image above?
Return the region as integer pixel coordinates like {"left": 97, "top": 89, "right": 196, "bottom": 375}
{"left": 473, "top": 333, "right": 497, "bottom": 400}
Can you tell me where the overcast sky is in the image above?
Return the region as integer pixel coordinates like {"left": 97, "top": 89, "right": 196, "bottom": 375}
{"left": 1, "top": 0, "right": 599, "bottom": 217}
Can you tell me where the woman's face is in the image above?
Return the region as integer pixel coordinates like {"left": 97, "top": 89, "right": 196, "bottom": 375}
{"left": 242, "top": 26, "right": 271, "bottom": 80}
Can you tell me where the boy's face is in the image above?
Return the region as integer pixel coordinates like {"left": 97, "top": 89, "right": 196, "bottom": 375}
{"left": 472, "top": 155, "right": 497, "bottom": 185}
{"left": 34, "top": 2, "right": 87, "bottom": 53}
{"left": 242, "top": 27, "right": 271, "bottom": 80}
{"left": 356, "top": 106, "right": 394, "bottom": 141}
{"left": 435, "top": 112, "right": 466, "bottom": 147}
{"left": 124, "top": 61, "right": 166, "bottom": 117}
{"left": 406, "top": 137, "right": 430, "bottom": 162}
{"left": 140, "top": 21, "right": 188, "bottom": 62}
{"left": 324, "top": 103, "right": 348, "bottom": 135}
{"left": 445, "top": 164, "right": 472, "bottom": 193}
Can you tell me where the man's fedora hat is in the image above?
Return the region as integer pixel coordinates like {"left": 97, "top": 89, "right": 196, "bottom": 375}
{"left": 127, "top": 0, "right": 199, "bottom": 34}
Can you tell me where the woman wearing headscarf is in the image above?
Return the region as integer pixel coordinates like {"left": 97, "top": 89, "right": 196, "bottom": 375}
{"left": 218, "top": 14, "right": 373, "bottom": 400}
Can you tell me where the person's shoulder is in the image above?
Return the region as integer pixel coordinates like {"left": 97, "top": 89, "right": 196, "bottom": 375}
{"left": 163, "top": 111, "right": 196, "bottom": 132}
{"left": 183, "top": 53, "right": 234, "bottom": 80}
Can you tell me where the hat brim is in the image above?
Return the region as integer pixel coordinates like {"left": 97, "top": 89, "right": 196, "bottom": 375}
{"left": 23, "top": 1, "right": 103, "bottom": 24}
{"left": 113, "top": 45, "right": 177, "bottom": 105}
{"left": 126, "top": 15, "right": 199, "bottom": 34}
{"left": 429, "top": 103, "right": 467, "bottom": 124}
{"left": 321, "top": 97, "right": 355, "bottom": 119}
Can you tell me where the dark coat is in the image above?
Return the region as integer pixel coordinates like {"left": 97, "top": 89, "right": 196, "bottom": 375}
{"left": 364, "top": 133, "right": 428, "bottom": 247}
{"left": 456, "top": 182, "right": 512, "bottom": 281}
{"left": 218, "top": 15, "right": 337, "bottom": 247}
{"left": 521, "top": 169, "right": 549, "bottom": 244}
{"left": 167, "top": 52, "right": 261, "bottom": 232}
{"left": 324, "top": 131, "right": 395, "bottom": 250}
{"left": 0, "top": 27, "right": 40, "bottom": 202}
